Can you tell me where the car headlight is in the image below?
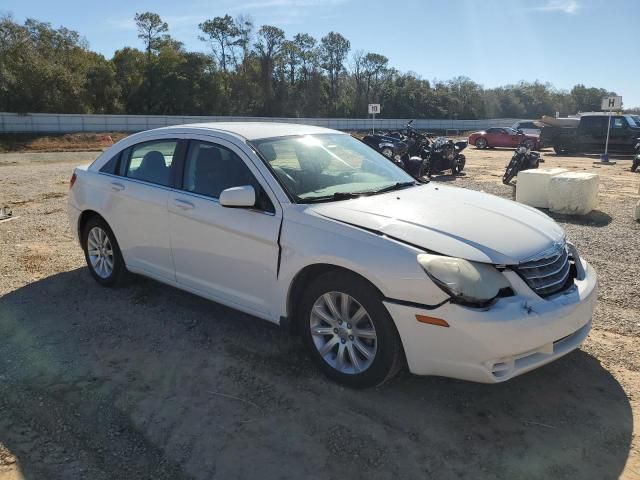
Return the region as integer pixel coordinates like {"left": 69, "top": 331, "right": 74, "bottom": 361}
{"left": 417, "top": 254, "right": 511, "bottom": 306}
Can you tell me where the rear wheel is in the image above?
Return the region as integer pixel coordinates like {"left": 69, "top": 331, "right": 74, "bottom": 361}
{"left": 299, "top": 271, "right": 404, "bottom": 388}
{"left": 553, "top": 145, "right": 566, "bottom": 155}
{"left": 82, "top": 216, "right": 127, "bottom": 287}
{"left": 475, "top": 137, "right": 488, "bottom": 149}
{"left": 631, "top": 156, "right": 640, "bottom": 172}
{"left": 452, "top": 154, "right": 465, "bottom": 174}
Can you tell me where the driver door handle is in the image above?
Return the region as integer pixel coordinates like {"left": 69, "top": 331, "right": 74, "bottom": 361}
{"left": 111, "top": 182, "right": 125, "bottom": 192}
{"left": 173, "top": 198, "right": 195, "bottom": 210}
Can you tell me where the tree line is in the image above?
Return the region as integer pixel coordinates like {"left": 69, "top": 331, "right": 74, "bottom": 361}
{"left": 0, "top": 13, "right": 619, "bottom": 119}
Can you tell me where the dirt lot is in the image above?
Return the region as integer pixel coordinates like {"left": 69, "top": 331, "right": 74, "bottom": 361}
{"left": 1, "top": 146, "right": 639, "bottom": 480}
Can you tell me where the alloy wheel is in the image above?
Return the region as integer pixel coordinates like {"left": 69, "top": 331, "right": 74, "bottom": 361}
{"left": 87, "top": 226, "right": 114, "bottom": 279}
{"left": 309, "top": 292, "right": 377, "bottom": 374}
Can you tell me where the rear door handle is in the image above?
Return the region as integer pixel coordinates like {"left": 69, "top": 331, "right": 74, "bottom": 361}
{"left": 111, "top": 182, "right": 125, "bottom": 192}
{"left": 173, "top": 198, "right": 195, "bottom": 210}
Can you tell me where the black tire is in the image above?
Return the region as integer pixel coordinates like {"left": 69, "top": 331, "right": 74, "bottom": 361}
{"left": 452, "top": 154, "right": 465, "bottom": 174}
{"left": 299, "top": 271, "right": 404, "bottom": 388}
{"left": 475, "top": 137, "right": 488, "bottom": 149}
{"left": 631, "top": 158, "right": 640, "bottom": 172}
{"left": 553, "top": 145, "right": 566, "bottom": 155}
{"left": 502, "top": 156, "right": 521, "bottom": 185}
{"left": 82, "top": 215, "right": 128, "bottom": 287}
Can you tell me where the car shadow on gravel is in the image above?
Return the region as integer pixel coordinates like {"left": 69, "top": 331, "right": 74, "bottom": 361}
{"left": 546, "top": 209, "right": 613, "bottom": 227}
{"left": 0, "top": 268, "right": 633, "bottom": 480}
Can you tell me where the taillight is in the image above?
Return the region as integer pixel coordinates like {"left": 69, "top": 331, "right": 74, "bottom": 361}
{"left": 69, "top": 172, "right": 77, "bottom": 189}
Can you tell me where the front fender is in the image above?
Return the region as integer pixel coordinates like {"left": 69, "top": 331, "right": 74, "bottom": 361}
{"left": 275, "top": 206, "right": 449, "bottom": 319}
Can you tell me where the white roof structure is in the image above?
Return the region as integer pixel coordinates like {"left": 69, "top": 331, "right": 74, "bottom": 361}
{"left": 156, "top": 122, "right": 341, "bottom": 140}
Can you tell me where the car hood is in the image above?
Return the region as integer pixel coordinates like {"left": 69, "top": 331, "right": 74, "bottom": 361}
{"left": 309, "top": 184, "right": 565, "bottom": 265}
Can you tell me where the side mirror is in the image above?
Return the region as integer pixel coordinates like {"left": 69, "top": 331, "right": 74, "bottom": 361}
{"left": 219, "top": 185, "right": 256, "bottom": 208}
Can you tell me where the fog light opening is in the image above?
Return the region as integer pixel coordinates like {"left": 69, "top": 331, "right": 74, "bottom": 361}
{"left": 491, "top": 361, "right": 511, "bottom": 378}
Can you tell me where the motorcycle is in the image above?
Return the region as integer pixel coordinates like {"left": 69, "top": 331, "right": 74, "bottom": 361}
{"left": 361, "top": 123, "right": 428, "bottom": 177}
{"left": 502, "top": 141, "right": 540, "bottom": 184}
{"left": 631, "top": 140, "right": 640, "bottom": 172}
{"left": 387, "top": 121, "right": 466, "bottom": 177}
{"left": 421, "top": 136, "right": 467, "bottom": 177}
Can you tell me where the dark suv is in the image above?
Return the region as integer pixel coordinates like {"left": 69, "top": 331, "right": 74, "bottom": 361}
{"left": 541, "top": 114, "right": 640, "bottom": 154}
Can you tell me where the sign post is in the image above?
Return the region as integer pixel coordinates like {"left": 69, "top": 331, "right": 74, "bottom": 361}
{"left": 368, "top": 104, "right": 380, "bottom": 134}
{"left": 600, "top": 95, "right": 622, "bottom": 163}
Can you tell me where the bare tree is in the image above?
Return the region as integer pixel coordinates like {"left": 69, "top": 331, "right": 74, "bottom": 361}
{"left": 198, "top": 15, "right": 240, "bottom": 73}
{"left": 134, "top": 12, "right": 168, "bottom": 62}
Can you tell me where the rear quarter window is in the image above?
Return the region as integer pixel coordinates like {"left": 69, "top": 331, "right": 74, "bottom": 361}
{"left": 99, "top": 151, "right": 121, "bottom": 174}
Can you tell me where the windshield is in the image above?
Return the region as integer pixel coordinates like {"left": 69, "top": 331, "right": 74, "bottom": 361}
{"left": 252, "top": 134, "right": 415, "bottom": 202}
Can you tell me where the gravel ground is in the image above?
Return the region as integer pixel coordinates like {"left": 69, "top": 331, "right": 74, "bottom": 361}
{"left": 0, "top": 148, "right": 639, "bottom": 480}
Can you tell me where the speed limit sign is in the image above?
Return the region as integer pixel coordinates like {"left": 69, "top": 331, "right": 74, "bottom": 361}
{"left": 368, "top": 104, "right": 380, "bottom": 114}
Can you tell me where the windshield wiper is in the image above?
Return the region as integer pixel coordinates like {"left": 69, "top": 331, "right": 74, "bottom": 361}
{"left": 300, "top": 192, "right": 364, "bottom": 203}
{"left": 370, "top": 181, "right": 417, "bottom": 195}
{"left": 300, "top": 182, "right": 417, "bottom": 204}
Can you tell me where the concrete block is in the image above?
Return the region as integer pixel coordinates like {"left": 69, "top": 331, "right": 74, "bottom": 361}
{"left": 515, "top": 168, "right": 569, "bottom": 208}
{"left": 548, "top": 172, "right": 599, "bottom": 215}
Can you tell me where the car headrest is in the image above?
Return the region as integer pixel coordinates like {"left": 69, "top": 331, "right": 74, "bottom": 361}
{"left": 139, "top": 151, "right": 166, "bottom": 170}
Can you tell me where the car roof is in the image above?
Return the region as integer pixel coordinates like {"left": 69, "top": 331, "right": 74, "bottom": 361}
{"left": 152, "top": 122, "right": 342, "bottom": 141}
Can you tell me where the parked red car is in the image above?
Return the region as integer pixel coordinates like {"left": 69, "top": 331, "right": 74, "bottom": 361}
{"left": 468, "top": 127, "right": 538, "bottom": 149}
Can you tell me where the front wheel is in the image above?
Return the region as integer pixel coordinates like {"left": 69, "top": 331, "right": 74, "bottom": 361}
{"left": 299, "top": 271, "right": 404, "bottom": 388}
{"left": 502, "top": 156, "right": 521, "bottom": 185}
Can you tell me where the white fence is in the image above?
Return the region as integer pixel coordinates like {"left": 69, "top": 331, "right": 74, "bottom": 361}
{"left": 0, "top": 112, "right": 519, "bottom": 134}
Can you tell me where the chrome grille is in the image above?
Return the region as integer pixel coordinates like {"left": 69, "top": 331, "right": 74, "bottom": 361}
{"left": 515, "top": 245, "right": 573, "bottom": 297}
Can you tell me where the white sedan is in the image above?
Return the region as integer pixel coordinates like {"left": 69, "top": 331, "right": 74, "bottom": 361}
{"left": 68, "top": 123, "right": 597, "bottom": 388}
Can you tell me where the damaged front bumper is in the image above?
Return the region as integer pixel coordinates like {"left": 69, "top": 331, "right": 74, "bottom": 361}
{"left": 384, "top": 259, "right": 597, "bottom": 383}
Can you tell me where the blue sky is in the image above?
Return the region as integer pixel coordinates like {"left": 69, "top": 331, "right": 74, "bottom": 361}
{"left": 3, "top": 0, "right": 639, "bottom": 107}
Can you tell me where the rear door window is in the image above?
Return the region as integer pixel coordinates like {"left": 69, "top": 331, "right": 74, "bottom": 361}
{"left": 580, "top": 116, "right": 606, "bottom": 133}
{"left": 125, "top": 140, "right": 178, "bottom": 187}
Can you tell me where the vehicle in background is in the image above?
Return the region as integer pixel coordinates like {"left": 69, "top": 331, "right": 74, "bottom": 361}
{"left": 361, "top": 132, "right": 408, "bottom": 167}
{"left": 511, "top": 120, "right": 541, "bottom": 136}
{"left": 502, "top": 140, "right": 541, "bottom": 185}
{"left": 68, "top": 122, "right": 597, "bottom": 388}
{"left": 540, "top": 114, "right": 640, "bottom": 155}
{"left": 468, "top": 127, "right": 538, "bottom": 150}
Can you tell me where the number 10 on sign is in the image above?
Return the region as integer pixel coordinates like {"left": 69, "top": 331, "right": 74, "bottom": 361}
{"left": 368, "top": 104, "right": 380, "bottom": 134}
